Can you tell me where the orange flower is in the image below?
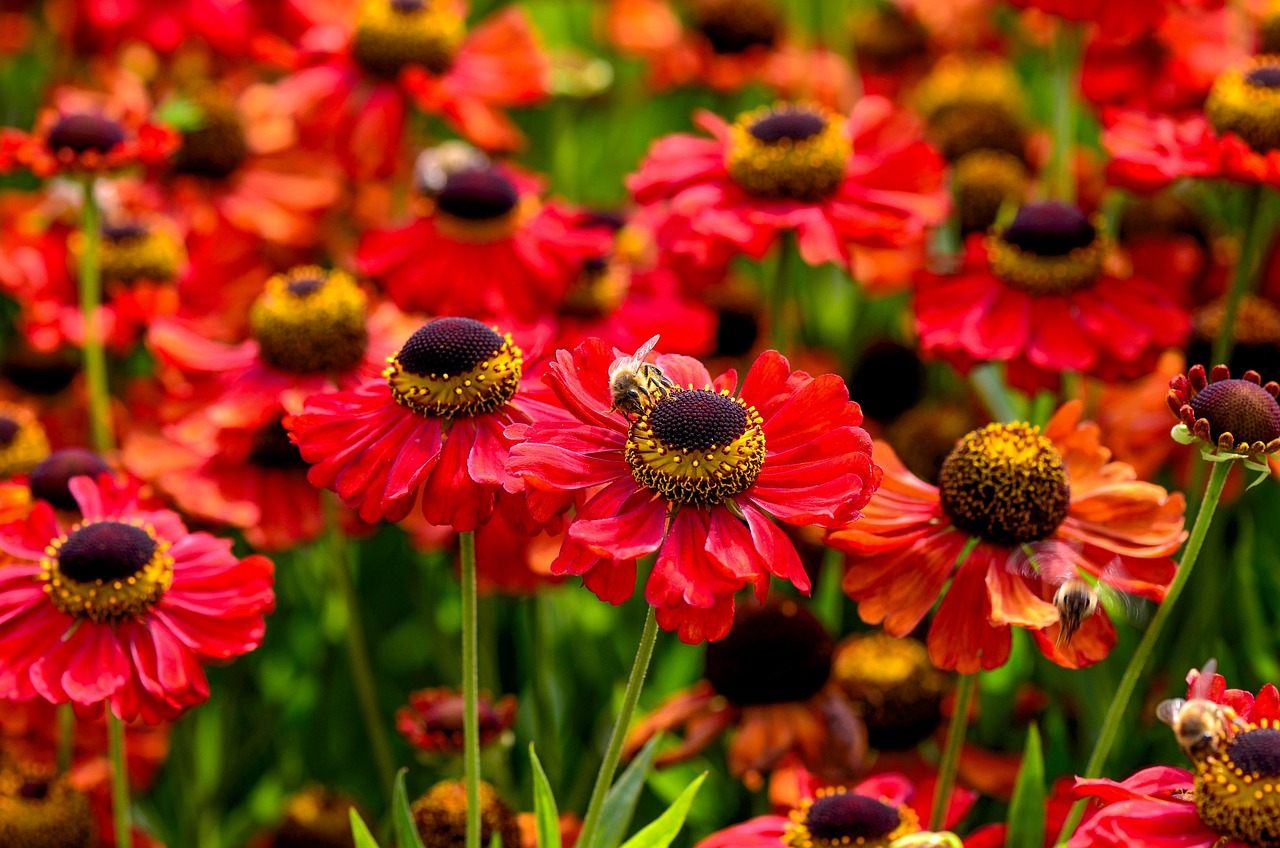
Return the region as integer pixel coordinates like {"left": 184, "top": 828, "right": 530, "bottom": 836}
{"left": 829, "top": 401, "right": 1186, "bottom": 673}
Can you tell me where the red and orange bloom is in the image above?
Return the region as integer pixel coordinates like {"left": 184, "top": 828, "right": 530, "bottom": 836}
{"left": 279, "top": 0, "right": 549, "bottom": 178}
{"left": 829, "top": 401, "right": 1186, "bottom": 673}
{"left": 625, "top": 599, "right": 867, "bottom": 789}
{"left": 507, "top": 339, "right": 880, "bottom": 643}
{"left": 396, "top": 687, "right": 517, "bottom": 754}
{"left": 627, "top": 98, "right": 947, "bottom": 276}
{"left": 1168, "top": 363, "right": 1280, "bottom": 477}
{"left": 357, "top": 165, "right": 611, "bottom": 320}
{"left": 914, "top": 201, "right": 1192, "bottom": 392}
{"left": 287, "top": 316, "right": 568, "bottom": 530}
{"left": 1008, "top": 0, "right": 1171, "bottom": 43}
{"left": 0, "top": 473, "right": 274, "bottom": 722}
{"left": 55, "top": 0, "right": 257, "bottom": 56}
{"left": 697, "top": 769, "right": 974, "bottom": 848}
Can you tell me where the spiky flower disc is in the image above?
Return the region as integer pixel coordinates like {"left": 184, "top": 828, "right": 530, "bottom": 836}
{"left": 1168, "top": 364, "right": 1280, "bottom": 465}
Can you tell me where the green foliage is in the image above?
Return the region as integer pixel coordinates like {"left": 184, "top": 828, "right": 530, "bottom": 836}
{"left": 350, "top": 810, "right": 383, "bottom": 848}
{"left": 589, "top": 735, "right": 663, "bottom": 848}
{"left": 1005, "top": 724, "right": 1046, "bottom": 848}
{"left": 394, "top": 769, "right": 427, "bottom": 848}
{"left": 530, "top": 746, "right": 561, "bottom": 848}
{"left": 617, "top": 773, "right": 707, "bottom": 848}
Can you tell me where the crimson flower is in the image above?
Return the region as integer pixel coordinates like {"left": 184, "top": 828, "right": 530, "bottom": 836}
{"left": 506, "top": 339, "right": 879, "bottom": 643}
{"left": 0, "top": 473, "right": 274, "bottom": 722}
{"left": 5, "top": 91, "right": 177, "bottom": 178}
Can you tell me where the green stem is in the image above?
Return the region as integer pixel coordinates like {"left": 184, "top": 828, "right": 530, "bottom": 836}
{"left": 1048, "top": 23, "right": 1082, "bottom": 203}
{"left": 1212, "top": 185, "right": 1270, "bottom": 365}
{"left": 1054, "top": 458, "right": 1232, "bottom": 845}
{"left": 326, "top": 498, "right": 396, "bottom": 787}
{"left": 930, "top": 673, "right": 976, "bottom": 831}
{"left": 108, "top": 711, "right": 132, "bottom": 848}
{"left": 770, "top": 233, "right": 797, "bottom": 355}
{"left": 461, "top": 530, "right": 482, "bottom": 848}
{"left": 576, "top": 606, "right": 661, "bottom": 848}
{"left": 969, "top": 364, "right": 1019, "bottom": 423}
{"left": 77, "top": 179, "right": 113, "bottom": 453}
{"left": 57, "top": 703, "right": 74, "bottom": 773}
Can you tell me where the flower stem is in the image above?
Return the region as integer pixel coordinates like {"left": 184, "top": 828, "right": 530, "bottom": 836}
{"left": 460, "top": 529, "right": 482, "bottom": 848}
{"left": 1211, "top": 184, "right": 1271, "bottom": 365}
{"left": 930, "top": 672, "right": 976, "bottom": 831}
{"left": 969, "top": 364, "right": 1019, "bottom": 423}
{"left": 576, "top": 605, "right": 660, "bottom": 848}
{"left": 77, "top": 178, "right": 113, "bottom": 453}
{"left": 1053, "top": 458, "right": 1232, "bottom": 845}
{"left": 325, "top": 497, "right": 396, "bottom": 788}
{"left": 770, "top": 232, "right": 797, "bottom": 355}
{"left": 108, "top": 711, "right": 132, "bottom": 848}
{"left": 57, "top": 703, "right": 74, "bottom": 773}
{"left": 1048, "top": 23, "right": 1082, "bottom": 203}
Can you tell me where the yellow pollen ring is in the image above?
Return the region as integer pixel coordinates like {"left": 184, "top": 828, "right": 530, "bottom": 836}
{"left": 624, "top": 386, "right": 765, "bottom": 506}
{"left": 0, "top": 403, "right": 50, "bottom": 478}
{"left": 781, "top": 789, "right": 921, "bottom": 848}
{"left": 384, "top": 332, "right": 522, "bottom": 418}
{"left": 724, "top": 103, "right": 851, "bottom": 202}
{"left": 985, "top": 227, "right": 1108, "bottom": 296}
{"left": 1205, "top": 56, "right": 1280, "bottom": 154}
{"left": 75, "top": 222, "right": 184, "bottom": 284}
{"left": 40, "top": 519, "right": 174, "bottom": 623}
{"left": 1194, "top": 722, "right": 1280, "bottom": 848}
{"left": 352, "top": 0, "right": 464, "bottom": 78}
{"left": 250, "top": 266, "right": 370, "bottom": 374}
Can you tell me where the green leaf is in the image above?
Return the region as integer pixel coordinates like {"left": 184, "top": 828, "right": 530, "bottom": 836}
{"left": 394, "top": 768, "right": 427, "bottom": 848}
{"left": 1005, "top": 723, "right": 1046, "bottom": 848}
{"left": 591, "top": 734, "right": 662, "bottom": 848}
{"left": 489, "top": 833, "right": 504, "bottom": 848}
{"left": 154, "top": 95, "right": 206, "bottom": 132}
{"left": 617, "top": 772, "right": 706, "bottom": 848}
{"left": 530, "top": 744, "right": 562, "bottom": 848}
{"left": 349, "top": 810, "right": 383, "bottom": 848}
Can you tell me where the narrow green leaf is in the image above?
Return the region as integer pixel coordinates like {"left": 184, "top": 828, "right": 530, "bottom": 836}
{"left": 1005, "top": 723, "right": 1046, "bottom": 848}
{"left": 349, "top": 810, "right": 383, "bottom": 848}
{"left": 489, "top": 833, "right": 504, "bottom": 848}
{"left": 394, "top": 768, "right": 427, "bottom": 848}
{"left": 617, "top": 773, "right": 706, "bottom": 848}
{"left": 530, "top": 744, "right": 562, "bottom": 848}
{"left": 591, "top": 734, "right": 662, "bottom": 848}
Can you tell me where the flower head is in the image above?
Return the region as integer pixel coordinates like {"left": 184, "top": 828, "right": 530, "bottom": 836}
{"left": 8, "top": 103, "right": 177, "bottom": 178}
{"left": 271, "top": 786, "right": 361, "bottom": 848}
{"left": 397, "top": 687, "right": 517, "bottom": 754}
{"left": 1168, "top": 364, "right": 1280, "bottom": 475}
{"left": 0, "top": 473, "right": 273, "bottom": 722}
{"left": 413, "top": 779, "right": 522, "bottom": 848}
{"left": 508, "top": 339, "right": 879, "bottom": 642}
{"left": 0, "top": 760, "right": 95, "bottom": 847}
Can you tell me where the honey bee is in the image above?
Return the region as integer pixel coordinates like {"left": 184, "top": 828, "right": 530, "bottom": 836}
{"left": 1157, "top": 658, "right": 1248, "bottom": 762}
{"left": 1008, "top": 541, "right": 1149, "bottom": 647}
{"left": 606, "top": 335, "right": 676, "bottom": 419}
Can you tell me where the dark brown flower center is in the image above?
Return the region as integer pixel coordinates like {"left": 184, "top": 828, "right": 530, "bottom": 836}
{"left": 399, "top": 318, "right": 505, "bottom": 376}
{"left": 412, "top": 781, "right": 521, "bottom": 848}
{"left": 0, "top": 767, "right": 94, "bottom": 848}
{"left": 704, "top": 600, "right": 833, "bottom": 706}
{"left": 172, "top": 97, "right": 248, "bottom": 180}
{"left": 807, "top": 793, "right": 902, "bottom": 843}
{"left": 725, "top": 104, "right": 850, "bottom": 201}
{"left": 385, "top": 319, "right": 523, "bottom": 417}
{"left": 1001, "top": 202, "right": 1096, "bottom": 256}
{"left": 695, "top": 0, "right": 780, "bottom": 54}
{"left": 47, "top": 113, "right": 125, "bottom": 155}
{"left": 1247, "top": 66, "right": 1280, "bottom": 89}
{"left": 249, "top": 422, "right": 309, "bottom": 470}
{"left": 988, "top": 202, "right": 1105, "bottom": 295}
{"left": 287, "top": 276, "right": 325, "bottom": 297}
{"left": 938, "top": 422, "right": 1071, "bottom": 546}
{"left": 1188, "top": 379, "right": 1280, "bottom": 446}
{"left": 58, "top": 522, "right": 157, "bottom": 584}
{"left": 274, "top": 787, "right": 360, "bottom": 848}
{"left": 749, "top": 110, "right": 826, "bottom": 143}
{"left": 832, "top": 633, "right": 948, "bottom": 752}
{"left": 648, "top": 389, "right": 747, "bottom": 451}
{"left": 103, "top": 222, "right": 147, "bottom": 241}
{"left": 29, "top": 449, "right": 110, "bottom": 512}
{"left": 847, "top": 341, "right": 925, "bottom": 424}
{"left": 712, "top": 306, "right": 760, "bottom": 358}
{"left": 1195, "top": 727, "right": 1280, "bottom": 848}
{"left": 352, "top": 0, "right": 463, "bottom": 79}
{"left": 0, "top": 416, "right": 19, "bottom": 448}
{"left": 17, "top": 781, "right": 48, "bottom": 801}
{"left": 436, "top": 170, "right": 519, "bottom": 221}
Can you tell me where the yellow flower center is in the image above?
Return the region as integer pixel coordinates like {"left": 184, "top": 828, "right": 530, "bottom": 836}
{"left": 0, "top": 763, "right": 95, "bottom": 848}
{"left": 832, "top": 633, "right": 948, "bottom": 751}
{"left": 850, "top": 5, "right": 926, "bottom": 71}
{"left": 987, "top": 202, "right": 1107, "bottom": 296}
{"left": 725, "top": 104, "right": 850, "bottom": 202}
{"left": 705, "top": 600, "right": 833, "bottom": 706}
{"left": 94, "top": 220, "right": 184, "bottom": 284}
{"left": 275, "top": 787, "right": 360, "bottom": 848}
{"left": 352, "top": 0, "right": 463, "bottom": 79}
{"left": 41, "top": 519, "right": 174, "bottom": 623}
{"left": 913, "top": 56, "right": 1027, "bottom": 162}
{"left": 250, "top": 267, "right": 370, "bottom": 375}
{"left": 1206, "top": 57, "right": 1280, "bottom": 155}
{"left": 783, "top": 787, "right": 920, "bottom": 848}
{"left": 562, "top": 257, "right": 630, "bottom": 318}
{"left": 385, "top": 318, "right": 522, "bottom": 418}
{"left": 937, "top": 422, "right": 1071, "bottom": 547}
{"left": 0, "top": 403, "right": 50, "bottom": 478}
{"left": 694, "top": 0, "right": 781, "bottom": 55}
{"left": 412, "top": 780, "right": 521, "bottom": 848}
{"left": 953, "top": 150, "right": 1029, "bottom": 236}
{"left": 171, "top": 92, "right": 249, "bottom": 180}
{"left": 1195, "top": 723, "right": 1280, "bottom": 848}
{"left": 624, "top": 387, "right": 765, "bottom": 505}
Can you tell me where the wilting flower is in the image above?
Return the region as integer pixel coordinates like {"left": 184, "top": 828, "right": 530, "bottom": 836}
{"left": 287, "top": 316, "right": 567, "bottom": 530}
{"left": 625, "top": 599, "right": 866, "bottom": 788}
{"left": 1168, "top": 363, "right": 1280, "bottom": 478}
{"left": 412, "top": 780, "right": 522, "bottom": 848}
{"left": 507, "top": 339, "right": 879, "bottom": 642}
{"left": 0, "top": 473, "right": 274, "bottom": 722}
{"left": 627, "top": 98, "right": 947, "bottom": 277}
{"left": 397, "top": 687, "right": 517, "bottom": 754}
{"left": 697, "top": 769, "right": 974, "bottom": 848}
{"left": 830, "top": 402, "right": 1186, "bottom": 672}
{"left": 915, "top": 201, "right": 1191, "bottom": 392}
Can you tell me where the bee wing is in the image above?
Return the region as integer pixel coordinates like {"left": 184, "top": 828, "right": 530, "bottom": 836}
{"left": 1156, "top": 698, "right": 1185, "bottom": 727}
{"left": 1008, "top": 540, "right": 1079, "bottom": 586}
{"left": 609, "top": 335, "right": 662, "bottom": 380}
{"left": 1188, "top": 658, "right": 1218, "bottom": 701}
{"left": 631, "top": 334, "right": 661, "bottom": 363}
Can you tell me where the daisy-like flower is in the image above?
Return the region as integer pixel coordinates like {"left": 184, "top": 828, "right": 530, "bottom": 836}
{"left": 57, "top": 0, "right": 256, "bottom": 56}
{"left": 914, "top": 201, "right": 1192, "bottom": 392}
{"left": 0, "top": 473, "right": 274, "bottom": 722}
{"left": 829, "top": 401, "right": 1186, "bottom": 673}
{"left": 627, "top": 97, "right": 947, "bottom": 276}
{"left": 1168, "top": 363, "right": 1280, "bottom": 481}
{"left": 697, "top": 769, "right": 974, "bottom": 848}
{"left": 911, "top": 55, "right": 1029, "bottom": 164}
{"left": 286, "top": 316, "right": 568, "bottom": 530}
{"left": 396, "top": 687, "right": 517, "bottom": 754}
{"left": 625, "top": 599, "right": 866, "bottom": 788}
{"left": 506, "top": 339, "right": 879, "bottom": 643}
{"left": 356, "top": 165, "right": 611, "bottom": 320}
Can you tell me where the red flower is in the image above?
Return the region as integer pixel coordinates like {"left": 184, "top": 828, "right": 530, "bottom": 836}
{"left": 627, "top": 98, "right": 947, "bottom": 278}
{"left": 1069, "top": 766, "right": 1251, "bottom": 848}
{"left": 829, "top": 401, "right": 1186, "bottom": 672}
{"left": 914, "top": 202, "right": 1191, "bottom": 392}
{"left": 1009, "top": 0, "right": 1169, "bottom": 43}
{"left": 507, "top": 339, "right": 879, "bottom": 643}
{"left": 56, "top": 0, "right": 256, "bottom": 55}
{"left": 357, "top": 167, "right": 610, "bottom": 320}
{"left": 286, "top": 317, "right": 569, "bottom": 531}
{"left": 396, "top": 687, "right": 517, "bottom": 754}
{"left": 0, "top": 473, "right": 274, "bottom": 722}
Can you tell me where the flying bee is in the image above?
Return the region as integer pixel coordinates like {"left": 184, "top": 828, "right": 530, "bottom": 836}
{"left": 1157, "top": 658, "right": 1249, "bottom": 763}
{"left": 606, "top": 334, "right": 676, "bottom": 419}
{"left": 1008, "top": 541, "right": 1150, "bottom": 648}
